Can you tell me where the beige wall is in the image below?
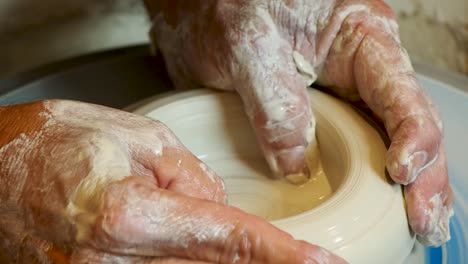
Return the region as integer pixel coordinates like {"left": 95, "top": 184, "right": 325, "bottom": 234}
{"left": 386, "top": 0, "right": 468, "bottom": 75}
{"left": 0, "top": 1, "right": 466, "bottom": 79}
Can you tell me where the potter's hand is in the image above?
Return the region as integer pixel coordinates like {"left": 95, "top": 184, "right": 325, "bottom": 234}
{"left": 147, "top": 0, "right": 453, "bottom": 246}
{"left": 0, "top": 102, "right": 345, "bottom": 263}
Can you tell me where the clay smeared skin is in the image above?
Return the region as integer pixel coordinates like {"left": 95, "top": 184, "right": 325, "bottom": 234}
{"left": 0, "top": 101, "right": 346, "bottom": 263}
{"left": 147, "top": 0, "right": 453, "bottom": 246}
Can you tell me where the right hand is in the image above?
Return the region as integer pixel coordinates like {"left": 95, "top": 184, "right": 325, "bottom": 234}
{"left": 0, "top": 100, "right": 346, "bottom": 263}
{"left": 146, "top": 0, "right": 452, "bottom": 247}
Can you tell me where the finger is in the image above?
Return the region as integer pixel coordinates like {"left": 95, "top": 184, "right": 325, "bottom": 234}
{"left": 354, "top": 28, "right": 441, "bottom": 184}
{"left": 155, "top": 147, "right": 227, "bottom": 204}
{"left": 319, "top": 4, "right": 453, "bottom": 246}
{"left": 71, "top": 248, "right": 211, "bottom": 264}
{"left": 322, "top": 8, "right": 442, "bottom": 184}
{"left": 148, "top": 258, "right": 211, "bottom": 264}
{"left": 404, "top": 145, "right": 454, "bottom": 246}
{"left": 129, "top": 121, "right": 227, "bottom": 204}
{"left": 71, "top": 248, "right": 139, "bottom": 263}
{"left": 385, "top": 112, "right": 441, "bottom": 184}
{"left": 232, "top": 11, "right": 318, "bottom": 183}
{"left": 90, "top": 176, "right": 346, "bottom": 264}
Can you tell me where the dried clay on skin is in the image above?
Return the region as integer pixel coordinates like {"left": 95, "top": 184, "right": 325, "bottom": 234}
{"left": 419, "top": 192, "right": 454, "bottom": 246}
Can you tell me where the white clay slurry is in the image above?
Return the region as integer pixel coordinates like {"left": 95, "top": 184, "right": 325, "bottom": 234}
{"left": 234, "top": 7, "right": 300, "bottom": 129}
{"left": 416, "top": 152, "right": 438, "bottom": 175}
{"left": 374, "top": 15, "right": 399, "bottom": 39}
{"left": 305, "top": 118, "right": 317, "bottom": 144}
{"left": 46, "top": 100, "right": 178, "bottom": 156}
{"left": 0, "top": 105, "right": 60, "bottom": 207}
{"left": 216, "top": 7, "right": 316, "bottom": 184}
{"left": 311, "top": 247, "right": 334, "bottom": 264}
{"left": 313, "top": 3, "right": 371, "bottom": 67}
{"left": 198, "top": 161, "right": 228, "bottom": 203}
{"left": 38, "top": 101, "right": 138, "bottom": 243}
{"left": 0, "top": 106, "right": 62, "bottom": 259}
{"left": 148, "top": 2, "right": 388, "bottom": 184}
{"left": 293, "top": 51, "right": 318, "bottom": 86}
{"left": 419, "top": 192, "right": 454, "bottom": 246}
{"left": 43, "top": 101, "right": 231, "bottom": 248}
{"left": 65, "top": 135, "right": 132, "bottom": 242}
{"left": 0, "top": 100, "right": 197, "bottom": 248}
{"left": 407, "top": 151, "right": 439, "bottom": 183}
{"left": 115, "top": 187, "right": 235, "bottom": 253}
{"left": 394, "top": 146, "right": 439, "bottom": 184}
{"left": 0, "top": 134, "right": 37, "bottom": 204}
{"left": 336, "top": 4, "right": 370, "bottom": 20}
{"left": 232, "top": 253, "right": 240, "bottom": 263}
{"left": 404, "top": 150, "right": 427, "bottom": 183}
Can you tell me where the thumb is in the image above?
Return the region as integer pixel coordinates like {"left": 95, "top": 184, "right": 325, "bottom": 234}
{"left": 91, "top": 176, "right": 346, "bottom": 264}
{"left": 232, "top": 13, "right": 316, "bottom": 183}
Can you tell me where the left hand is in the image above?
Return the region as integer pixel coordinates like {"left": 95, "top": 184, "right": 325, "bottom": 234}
{"left": 146, "top": 0, "right": 453, "bottom": 246}
{"left": 0, "top": 101, "right": 345, "bottom": 263}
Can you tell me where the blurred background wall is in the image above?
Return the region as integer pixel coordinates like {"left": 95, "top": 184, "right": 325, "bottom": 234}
{"left": 0, "top": 0, "right": 148, "bottom": 79}
{"left": 387, "top": 0, "right": 467, "bottom": 75}
{"left": 0, "top": 0, "right": 466, "bottom": 79}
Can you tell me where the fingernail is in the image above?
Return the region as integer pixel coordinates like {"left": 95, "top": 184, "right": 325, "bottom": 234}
{"left": 271, "top": 146, "right": 310, "bottom": 184}
{"left": 418, "top": 207, "right": 454, "bottom": 246}
{"left": 285, "top": 170, "right": 310, "bottom": 185}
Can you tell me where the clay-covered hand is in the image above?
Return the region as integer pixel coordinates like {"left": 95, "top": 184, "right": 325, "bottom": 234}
{"left": 146, "top": 0, "right": 453, "bottom": 246}
{"left": 0, "top": 101, "right": 346, "bottom": 263}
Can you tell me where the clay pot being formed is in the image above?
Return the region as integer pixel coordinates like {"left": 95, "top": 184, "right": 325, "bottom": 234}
{"left": 133, "top": 89, "right": 415, "bottom": 263}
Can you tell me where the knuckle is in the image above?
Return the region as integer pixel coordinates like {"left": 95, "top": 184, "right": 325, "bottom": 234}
{"left": 256, "top": 112, "right": 311, "bottom": 149}
{"left": 221, "top": 224, "right": 259, "bottom": 264}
